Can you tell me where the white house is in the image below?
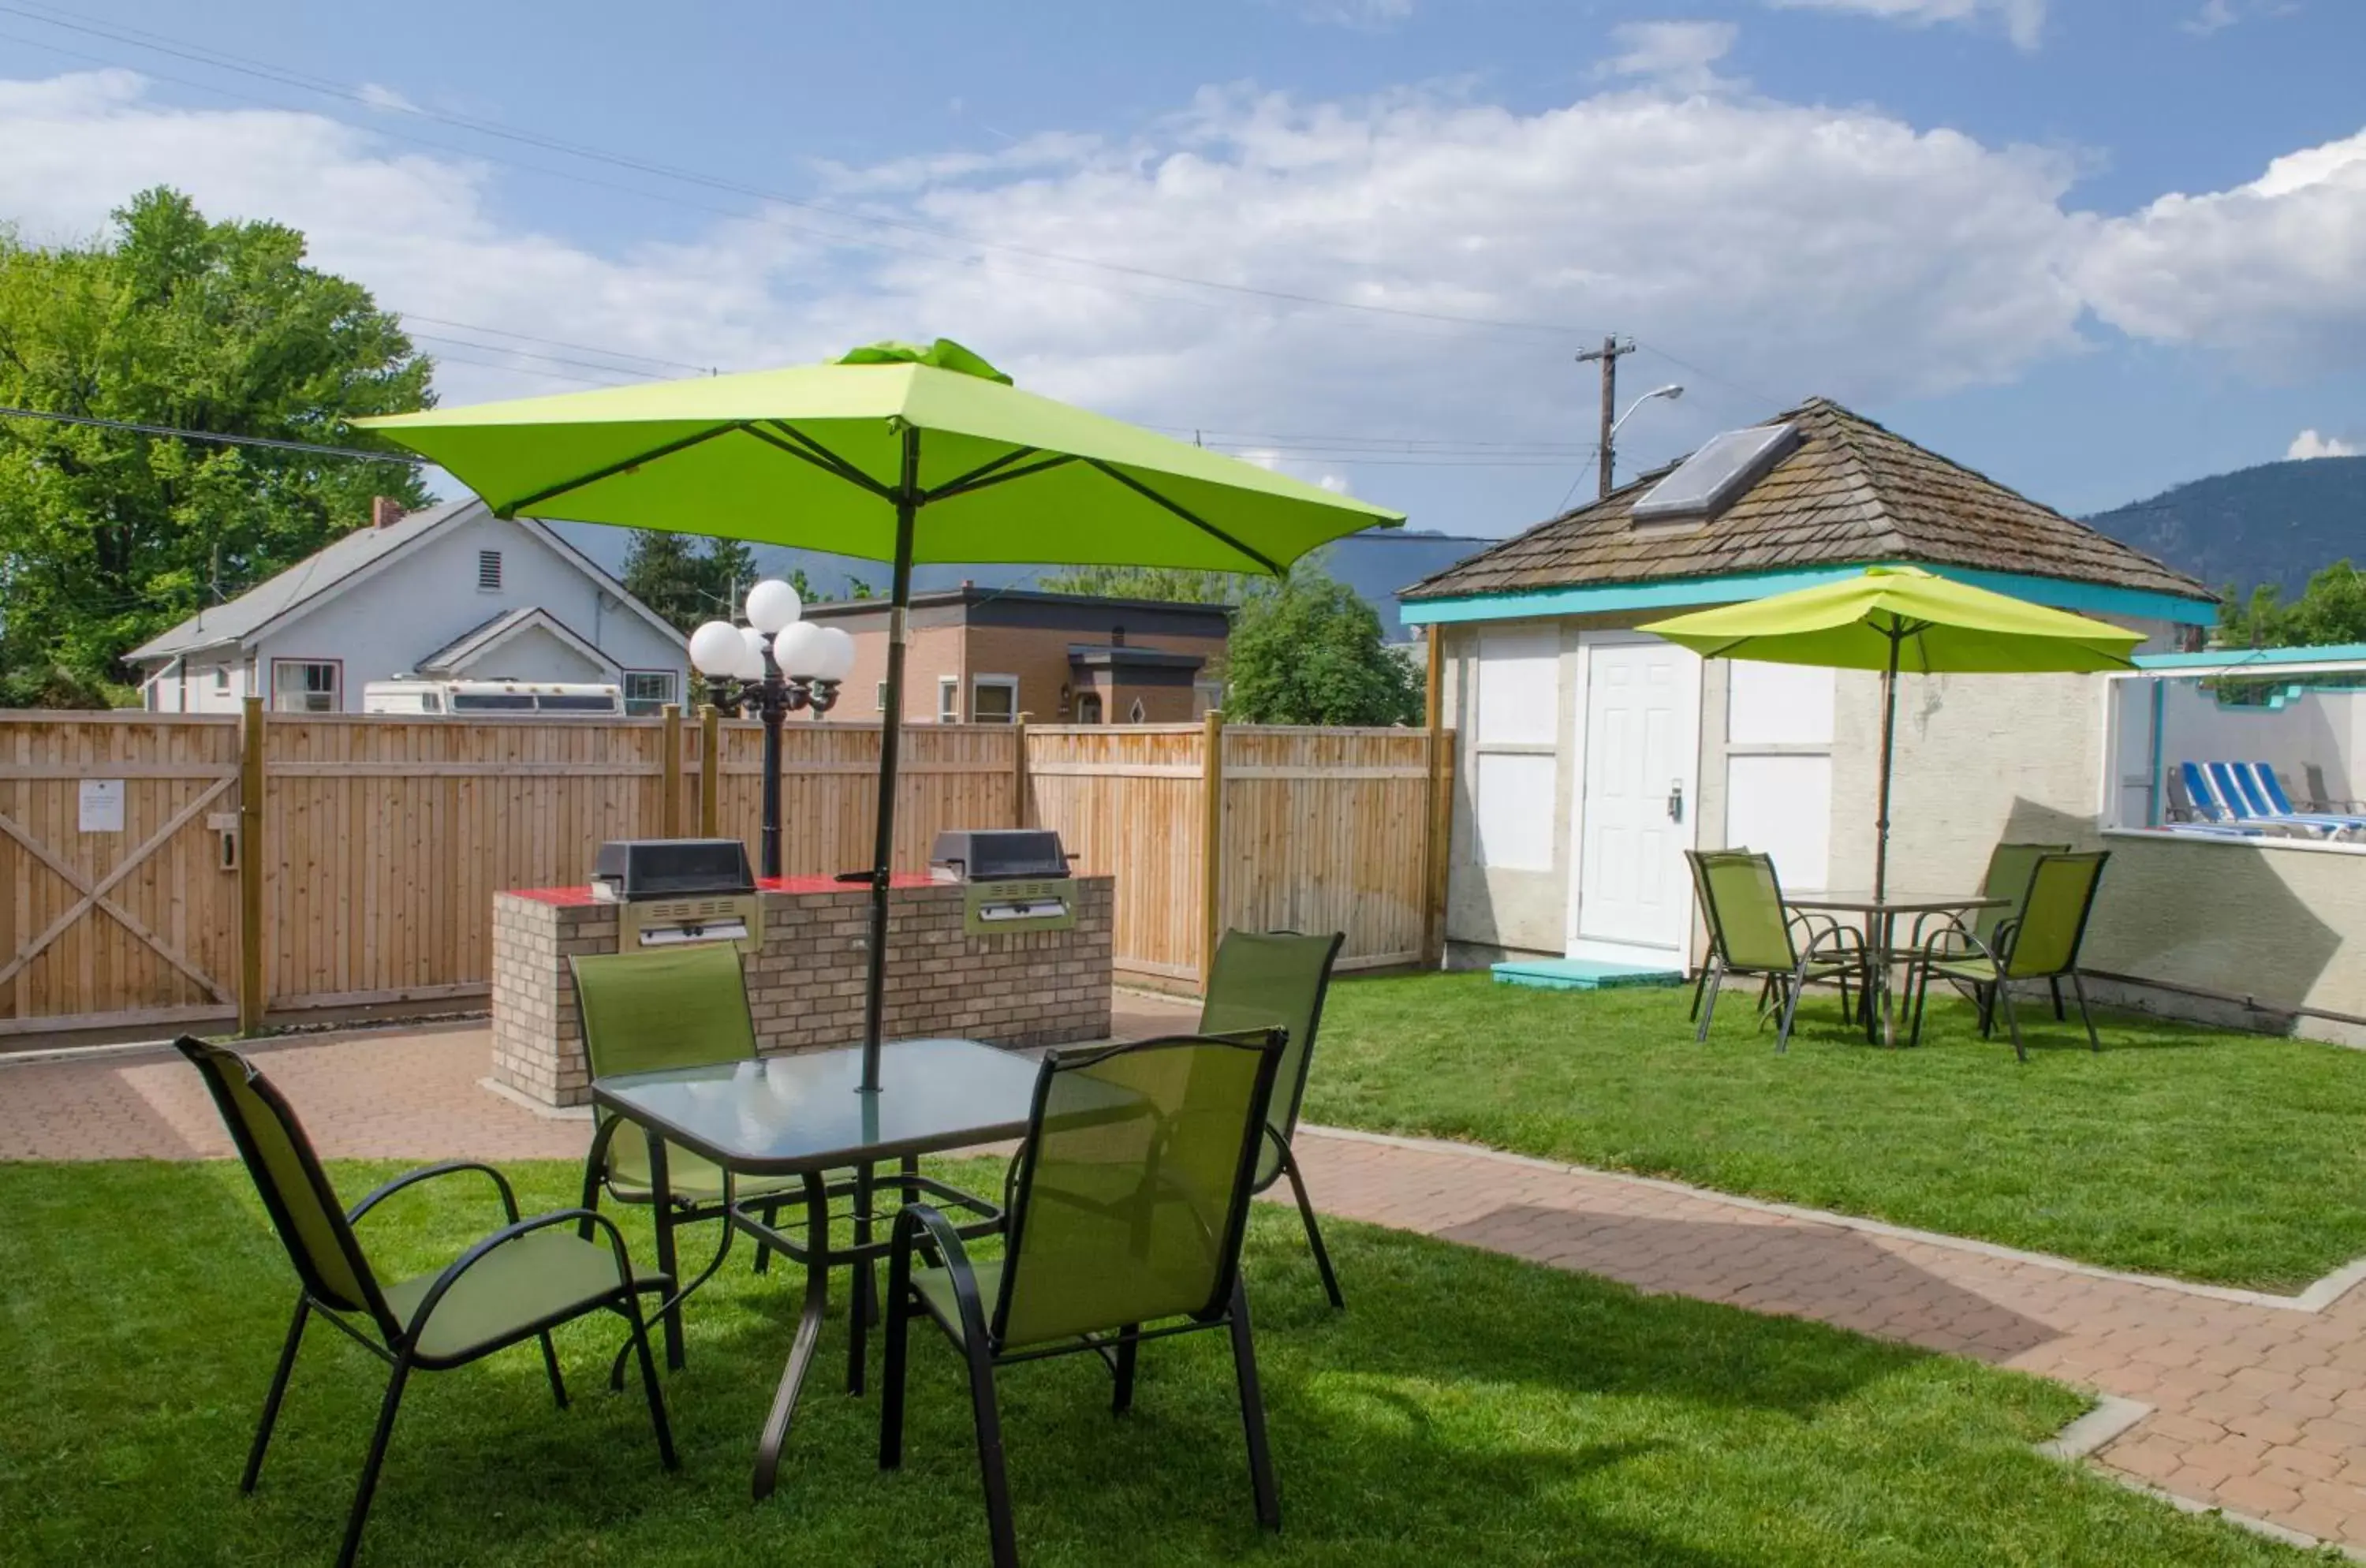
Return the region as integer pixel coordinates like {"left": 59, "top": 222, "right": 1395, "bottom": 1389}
{"left": 130, "top": 498, "right": 689, "bottom": 715}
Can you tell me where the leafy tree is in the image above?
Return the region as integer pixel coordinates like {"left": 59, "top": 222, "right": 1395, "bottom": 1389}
{"left": 621, "top": 530, "right": 759, "bottom": 631}
{"left": 1037, "top": 564, "right": 1245, "bottom": 603}
{"left": 0, "top": 188, "right": 432, "bottom": 702}
{"left": 2217, "top": 561, "right": 2366, "bottom": 649}
{"left": 1224, "top": 562, "right": 1422, "bottom": 726}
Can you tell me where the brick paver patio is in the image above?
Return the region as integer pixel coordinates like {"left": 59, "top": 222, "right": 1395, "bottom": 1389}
{"left": 7, "top": 1006, "right": 2364, "bottom": 1555}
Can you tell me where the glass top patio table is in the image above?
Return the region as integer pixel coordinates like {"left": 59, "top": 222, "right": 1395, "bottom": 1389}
{"left": 1781, "top": 891, "right": 2008, "bottom": 1043}
{"left": 591, "top": 1037, "right": 1044, "bottom": 1503}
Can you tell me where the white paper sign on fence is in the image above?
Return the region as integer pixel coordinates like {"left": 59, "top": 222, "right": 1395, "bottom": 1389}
{"left": 79, "top": 778, "right": 125, "bottom": 834}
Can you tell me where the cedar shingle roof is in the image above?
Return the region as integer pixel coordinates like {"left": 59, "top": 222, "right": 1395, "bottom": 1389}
{"left": 1401, "top": 398, "right": 2211, "bottom": 606}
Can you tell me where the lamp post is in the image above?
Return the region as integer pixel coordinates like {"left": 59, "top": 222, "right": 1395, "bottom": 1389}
{"left": 1603, "top": 383, "right": 1684, "bottom": 497}
{"left": 689, "top": 580, "right": 857, "bottom": 879}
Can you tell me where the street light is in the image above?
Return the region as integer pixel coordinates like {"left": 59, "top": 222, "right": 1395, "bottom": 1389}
{"left": 689, "top": 580, "right": 856, "bottom": 879}
{"left": 1610, "top": 383, "right": 1685, "bottom": 446}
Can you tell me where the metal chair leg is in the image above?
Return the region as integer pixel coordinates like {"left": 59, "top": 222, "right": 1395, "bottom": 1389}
{"left": 336, "top": 1357, "right": 412, "bottom": 1568}
{"left": 1113, "top": 1327, "right": 1139, "bottom": 1415}
{"left": 2050, "top": 976, "right": 2066, "bottom": 1021}
{"left": 962, "top": 1336, "right": 1020, "bottom": 1568}
{"left": 2070, "top": 972, "right": 2101, "bottom": 1052}
{"left": 1227, "top": 1279, "right": 1282, "bottom": 1533}
{"left": 1998, "top": 984, "right": 2028, "bottom": 1063}
{"left": 538, "top": 1331, "right": 569, "bottom": 1409}
{"left": 1695, "top": 958, "right": 1726, "bottom": 1041}
{"left": 1774, "top": 959, "right": 1810, "bottom": 1053}
{"left": 242, "top": 1296, "right": 310, "bottom": 1493}
{"left": 1689, "top": 962, "right": 1712, "bottom": 1022}
{"left": 879, "top": 1226, "right": 914, "bottom": 1471}
{"left": 616, "top": 1290, "right": 677, "bottom": 1471}
{"left": 1276, "top": 1142, "right": 1344, "bottom": 1310}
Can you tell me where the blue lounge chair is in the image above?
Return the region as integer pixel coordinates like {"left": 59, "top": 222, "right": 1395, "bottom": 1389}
{"left": 2204, "top": 761, "right": 2347, "bottom": 839}
{"left": 2243, "top": 763, "right": 2366, "bottom": 837}
{"left": 2174, "top": 763, "right": 2271, "bottom": 837}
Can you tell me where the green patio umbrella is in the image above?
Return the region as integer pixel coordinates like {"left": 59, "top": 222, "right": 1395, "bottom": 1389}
{"left": 1640, "top": 565, "right": 2142, "bottom": 907}
{"left": 360, "top": 338, "right": 1401, "bottom": 1091}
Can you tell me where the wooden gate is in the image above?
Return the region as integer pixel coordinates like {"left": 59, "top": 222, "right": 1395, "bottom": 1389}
{"left": 0, "top": 715, "right": 243, "bottom": 1036}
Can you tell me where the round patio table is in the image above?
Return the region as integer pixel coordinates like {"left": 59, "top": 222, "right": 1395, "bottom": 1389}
{"left": 1782, "top": 890, "right": 2007, "bottom": 1045}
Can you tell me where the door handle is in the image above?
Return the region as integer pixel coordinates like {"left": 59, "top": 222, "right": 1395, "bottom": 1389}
{"left": 1666, "top": 782, "right": 1685, "bottom": 823}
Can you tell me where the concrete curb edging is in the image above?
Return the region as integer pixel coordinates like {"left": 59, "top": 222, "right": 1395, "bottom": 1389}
{"left": 1300, "top": 1123, "right": 2366, "bottom": 1316}
{"left": 2036, "top": 1395, "right": 2152, "bottom": 1461}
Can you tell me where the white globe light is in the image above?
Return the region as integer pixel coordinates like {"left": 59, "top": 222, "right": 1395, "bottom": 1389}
{"left": 745, "top": 577, "right": 803, "bottom": 635}
{"left": 773, "top": 620, "right": 830, "bottom": 679}
{"left": 812, "top": 625, "right": 856, "bottom": 682}
{"left": 737, "top": 625, "right": 771, "bottom": 680}
{"left": 689, "top": 619, "right": 744, "bottom": 675}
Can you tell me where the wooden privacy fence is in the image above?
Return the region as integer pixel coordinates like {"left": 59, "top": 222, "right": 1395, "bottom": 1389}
{"left": 0, "top": 705, "right": 1447, "bottom": 1036}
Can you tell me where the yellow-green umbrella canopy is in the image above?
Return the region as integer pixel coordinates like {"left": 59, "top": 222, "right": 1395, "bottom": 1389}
{"left": 1641, "top": 564, "right": 2142, "bottom": 935}
{"left": 360, "top": 338, "right": 1401, "bottom": 1087}
{"left": 1638, "top": 564, "right": 2144, "bottom": 674}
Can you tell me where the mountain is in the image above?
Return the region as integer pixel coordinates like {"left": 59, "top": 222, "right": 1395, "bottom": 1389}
{"left": 2084, "top": 455, "right": 2366, "bottom": 597}
{"left": 550, "top": 524, "right": 1491, "bottom": 642}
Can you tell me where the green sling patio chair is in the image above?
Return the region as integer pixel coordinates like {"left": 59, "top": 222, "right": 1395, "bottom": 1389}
{"left": 1908, "top": 840, "right": 2071, "bottom": 955}
{"left": 1906, "top": 849, "right": 2111, "bottom": 1061}
{"left": 174, "top": 1036, "right": 675, "bottom": 1568}
{"left": 1685, "top": 849, "right": 1867, "bottom": 1052}
{"left": 1199, "top": 928, "right": 1349, "bottom": 1309}
{"left": 879, "top": 1031, "right": 1288, "bottom": 1568}
{"left": 569, "top": 943, "right": 806, "bottom": 1371}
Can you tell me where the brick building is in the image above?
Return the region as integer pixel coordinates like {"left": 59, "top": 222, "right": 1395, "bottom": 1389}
{"left": 800, "top": 586, "right": 1230, "bottom": 724}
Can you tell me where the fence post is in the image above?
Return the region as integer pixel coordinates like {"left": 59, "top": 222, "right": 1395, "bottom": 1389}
{"left": 659, "top": 704, "right": 683, "bottom": 837}
{"left": 237, "top": 696, "right": 267, "bottom": 1035}
{"left": 1200, "top": 709, "right": 1225, "bottom": 991}
{"left": 697, "top": 704, "right": 720, "bottom": 838}
{"left": 1011, "top": 714, "right": 1030, "bottom": 828}
{"left": 1422, "top": 631, "right": 1449, "bottom": 969}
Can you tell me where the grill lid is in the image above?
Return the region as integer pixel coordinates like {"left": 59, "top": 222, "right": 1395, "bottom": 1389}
{"left": 592, "top": 838, "right": 756, "bottom": 900}
{"left": 929, "top": 828, "right": 1071, "bottom": 882}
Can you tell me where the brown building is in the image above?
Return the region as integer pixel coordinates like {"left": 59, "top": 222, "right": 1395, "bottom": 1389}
{"left": 800, "top": 586, "right": 1231, "bottom": 725}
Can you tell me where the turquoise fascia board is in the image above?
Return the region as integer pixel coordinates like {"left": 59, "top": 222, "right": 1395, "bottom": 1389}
{"left": 1401, "top": 562, "right": 2217, "bottom": 629}
{"left": 2135, "top": 643, "right": 2366, "bottom": 672}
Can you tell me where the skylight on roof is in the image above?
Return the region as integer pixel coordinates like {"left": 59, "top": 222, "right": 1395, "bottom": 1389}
{"left": 1631, "top": 422, "right": 1801, "bottom": 521}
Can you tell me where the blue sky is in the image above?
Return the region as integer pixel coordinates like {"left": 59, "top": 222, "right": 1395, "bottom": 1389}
{"left": 3, "top": 0, "right": 2362, "bottom": 537}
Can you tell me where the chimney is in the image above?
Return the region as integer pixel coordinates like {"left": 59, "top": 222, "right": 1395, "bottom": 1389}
{"left": 371, "top": 496, "right": 407, "bottom": 530}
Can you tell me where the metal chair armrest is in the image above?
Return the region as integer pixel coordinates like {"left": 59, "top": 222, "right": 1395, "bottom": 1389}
{"left": 347, "top": 1159, "right": 521, "bottom": 1227}
{"left": 892, "top": 1201, "right": 995, "bottom": 1350}
{"left": 1911, "top": 917, "right": 1998, "bottom": 971}
{"left": 1792, "top": 913, "right": 1864, "bottom": 961}
{"left": 399, "top": 1207, "right": 651, "bottom": 1350}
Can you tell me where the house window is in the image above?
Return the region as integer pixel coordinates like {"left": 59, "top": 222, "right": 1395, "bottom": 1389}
{"left": 972, "top": 676, "right": 1018, "bottom": 724}
{"left": 271, "top": 660, "right": 340, "bottom": 713}
{"left": 213, "top": 666, "right": 230, "bottom": 693}
{"left": 1127, "top": 698, "right": 1148, "bottom": 723}
{"left": 476, "top": 549, "right": 502, "bottom": 591}
{"left": 938, "top": 677, "right": 961, "bottom": 723}
{"left": 875, "top": 681, "right": 888, "bottom": 712}
{"left": 622, "top": 671, "right": 677, "bottom": 717}
{"left": 1076, "top": 692, "right": 1103, "bottom": 725}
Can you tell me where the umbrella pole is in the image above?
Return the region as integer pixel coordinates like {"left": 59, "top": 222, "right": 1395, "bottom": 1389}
{"left": 1874, "top": 634, "right": 1900, "bottom": 1043}
{"left": 860, "top": 425, "right": 922, "bottom": 1096}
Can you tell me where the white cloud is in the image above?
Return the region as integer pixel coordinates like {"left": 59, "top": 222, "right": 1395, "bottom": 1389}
{"left": 1767, "top": 0, "right": 2047, "bottom": 51}
{"left": 2077, "top": 129, "right": 2366, "bottom": 372}
{"left": 354, "top": 82, "right": 417, "bottom": 114}
{"left": 2289, "top": 429, "right": 2361, "bottom": 460}
{"left": 1281, "top": 0, "right": 1413, "bottom": 30}
{"left": 2183, "top": 0, "right": 2238, "bottom": 35}
{"left": 1601, "top": 21, "right": 1743, "bottom": 94}
{"left": 2, "top": 64, "right": 2362, "bottom": 523}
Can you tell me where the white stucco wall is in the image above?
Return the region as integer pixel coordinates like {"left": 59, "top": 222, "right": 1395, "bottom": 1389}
{"left": 222, "top": 515, "right": 684, "bottom": 713}
{"left": 146, "top": 655, "right": 253, "bottom": 715}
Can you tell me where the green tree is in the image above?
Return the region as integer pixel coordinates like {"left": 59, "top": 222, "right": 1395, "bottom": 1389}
{"left": 0, "top": 188, "right": 432, "bottom": 703}
{"left": 2218, "top": 561, "right": 2366, "bottom": 649}
{"left": 1223, "top": 562, "right": 1422, "bottom": 726}
{"left": 621, "top": 530, "right": 760, "bottom": 631}
{"left": 1037, "top": 563, "right": 1245, "bottom": 603}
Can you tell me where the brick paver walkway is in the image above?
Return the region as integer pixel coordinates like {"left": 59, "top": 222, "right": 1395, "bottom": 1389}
{"left": 6, "top": 1007, "right": 2364, "bottom": 1555}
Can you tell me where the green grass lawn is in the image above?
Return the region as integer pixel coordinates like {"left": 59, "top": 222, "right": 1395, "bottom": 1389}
{"left": 1303, "top": 973, "right": 2366, "bottom": 1293}
{"left": 0, "top": 1157, "right": 2327, "bottom": 1566}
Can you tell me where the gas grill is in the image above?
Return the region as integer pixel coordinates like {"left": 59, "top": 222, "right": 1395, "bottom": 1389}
{"left": 591, "top": 838, "right": 763, "bottom": 953}
{"left": 928, "top": 828, "right": 1076, "bottom": 935}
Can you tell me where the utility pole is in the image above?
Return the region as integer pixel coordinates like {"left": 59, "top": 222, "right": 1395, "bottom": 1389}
{"left": 1575, "top": 335, "right": 1635, "bottom": 499}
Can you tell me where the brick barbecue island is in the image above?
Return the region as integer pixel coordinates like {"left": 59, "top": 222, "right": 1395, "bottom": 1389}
{"left": 491, "top": 872, "right": 1114, "bottom": 1107}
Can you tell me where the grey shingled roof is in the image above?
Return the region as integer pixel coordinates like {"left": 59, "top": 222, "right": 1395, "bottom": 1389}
{"left": 129, "top": 498, "right": 476, "bottom": 660}
{"left": 1401, "top": 399, "right": 2213, "bottom": 606}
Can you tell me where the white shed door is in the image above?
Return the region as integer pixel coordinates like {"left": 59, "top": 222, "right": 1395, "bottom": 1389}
{"left": 1570, "top": 638, "right": 1700, "bottom": 962}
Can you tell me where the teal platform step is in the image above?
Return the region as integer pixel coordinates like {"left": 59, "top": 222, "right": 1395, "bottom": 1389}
{"left": 1491, "top": 957, "right": 1686, "bottom": 991}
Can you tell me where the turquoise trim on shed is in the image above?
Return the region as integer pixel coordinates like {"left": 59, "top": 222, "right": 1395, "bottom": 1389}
{"left": 2134, "top": 643, "right": 2366, "bottom": 672}
{"left": 1400, "top": 561, "right": 2215, "bottom": 629}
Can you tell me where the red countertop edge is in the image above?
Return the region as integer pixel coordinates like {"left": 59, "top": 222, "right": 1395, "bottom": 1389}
{"left": 505, "top": 872, "right": 942, "bottom": 907}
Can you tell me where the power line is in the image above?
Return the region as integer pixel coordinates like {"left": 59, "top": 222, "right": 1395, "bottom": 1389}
{"left": 391, "top": 313, "right": 714, "bottom": 375}
{"left": 0, "top": 405, "right": 424, "bottom": 463}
